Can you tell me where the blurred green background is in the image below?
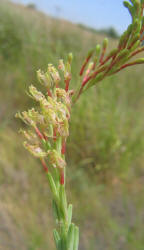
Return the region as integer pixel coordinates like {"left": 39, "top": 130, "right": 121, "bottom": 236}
{"left": 1, "top": 1, "right": 144, "bottom": 250}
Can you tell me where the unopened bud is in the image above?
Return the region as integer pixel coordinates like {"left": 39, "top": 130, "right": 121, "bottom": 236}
{"left": 123, "top": 1, "right": 134, "bottom": 17}
{"left": 68, "top": 53, "right": 73, "bottom": 64}
{"left": 95, "top": 44, "right": 101, "bottom": 56}
{"left": 88, "top": 62, "right": 94, "bottom": 70}
{"left": 87, "top": 48, "right": 95, "bottom": 58}
{"left": 102, "top": 38, "right": 108, "bottom": 50}
{"left": 128, "top": 32, "right": 140, "bottom": 48}
{"left": 134, "top": 0, "right": 141, "bottom": 13}
{"left": 64, "top": 62, "right": 71, "bottom": 81}
{"left": 132, "top": 58, "right": 144, "bottom": 64}
{"left": 130, "top": 39, "right": 140, "bottom": 51}
{"left": 107, "top": 48, "right": 118, "bottom": 58}
{"left": 58, "top": 59, "right": 65, "bottom": 71}
{"left": 133, "top": 19, "right": 141, "bottom": 33}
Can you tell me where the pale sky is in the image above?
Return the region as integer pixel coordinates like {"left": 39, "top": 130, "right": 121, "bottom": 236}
{"left": 12, "top": 0, "right": 132, "bottom": 34}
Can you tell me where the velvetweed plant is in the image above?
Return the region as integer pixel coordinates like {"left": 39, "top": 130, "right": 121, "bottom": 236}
{"left": 16, "top": 1, "right": 144, "bottom": 249}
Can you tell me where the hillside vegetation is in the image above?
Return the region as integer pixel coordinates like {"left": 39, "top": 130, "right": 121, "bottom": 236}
{"left": 1, "top": 1, "right": 144, "bottom": 249}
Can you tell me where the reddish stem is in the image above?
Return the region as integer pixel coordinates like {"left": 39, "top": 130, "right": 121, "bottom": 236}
{"left": 114, "top": 61, "right": 141, "bottom": 74}
{"left": 43, "top": 133, "right": 48, "bottom": 141}
{"left": 53, "top": 127, "right": 57, "bottom": 141}
{"left": 80, "top": 55, "right": 92, "bottom": 76}
{"left": 65, "top": 78, "right": 71, "bottom": 92}
{"left": 61, "top": 140, "right": 66, "bottom": 155}
{"left": 35, "top": 127, "right": 44, "bottom": 140}
{"left": 129, "top": 47, "right": 144, "bottom": 58}
{"left": 76, "top": 65, "right": 107, "bottom": 101}
{"left": 41, "top": 159, "right": 48, "bottom": 173}
{"left": 47, "top": 89, "right": 52, "bottom": 97}
{"left": 60, "top": 170, "right": 65, "bottom": 185}
{"left": 100, "top": 48, "right": 119, "bottom": 67}
{"left": 100, "top": 54, "right": 111, "bottom": 66}
{"left": 99, "top": 48, "right": 106, "bottom": 64}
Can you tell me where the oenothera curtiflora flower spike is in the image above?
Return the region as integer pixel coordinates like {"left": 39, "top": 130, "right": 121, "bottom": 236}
{"left": 16, "top": 1, "right": 144, "bottom": 249}
{"left": 16, "top": 56, "right": 79, "bottom": 250}
{"left": 72, "top": 0, "right": 144, "bottom": 102}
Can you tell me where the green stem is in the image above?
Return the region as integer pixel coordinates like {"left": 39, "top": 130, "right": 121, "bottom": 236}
{"left": 46, "top": 136, "right": 79, "bottom": 249}
{"left": 47, "top": 169, "right": 79, "bottom": 250}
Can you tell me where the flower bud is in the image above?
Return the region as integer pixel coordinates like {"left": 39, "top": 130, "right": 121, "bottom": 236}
{"left": 123, "top": 1, "right": 134, "bottom": 18}
{"left": 95, "top": 44, "right": 101, "bottom": 56}
{"left": 68, "top": 53, "right": 73, "bottom": 64}
{"left": 132, "top": 58, "right": 144, "bottom": 64}
{"left": 102, "top": 38, "right": 108, "bottom": 50}
{"left": 58, "top": 59, "right": 65, "bottom": 71}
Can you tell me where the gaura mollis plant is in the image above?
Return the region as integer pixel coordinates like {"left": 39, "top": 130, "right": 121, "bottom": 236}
{"left": 16, "top": 1, "right": 144, "bottom": 249}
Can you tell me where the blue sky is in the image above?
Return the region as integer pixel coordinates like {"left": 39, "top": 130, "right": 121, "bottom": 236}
{"left": 12, "top": 0, "right": 132, "bottom": 34}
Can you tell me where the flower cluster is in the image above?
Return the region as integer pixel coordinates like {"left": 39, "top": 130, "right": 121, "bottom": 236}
{"left": 16, "top": 54, "right": 73, "bottom": 182}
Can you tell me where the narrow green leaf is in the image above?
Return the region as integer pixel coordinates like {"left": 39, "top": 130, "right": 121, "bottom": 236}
{"left": 127, "top": 32, "right": 140, "bottom": 48}
{"left": 67, "top": 223, "right": 75, "bottom": 250}
{"left": 68, "top": 204, "right": 73, "bottom": 227}
{"left": 59, "top": 185, "right": 67, "bottom": 219}
{"left": 129, "top": 39, "right": 140, "bottom": 51}
{"left": 52, "top": 200, "right": 60, "bottom": 221}
{"left": 73, "top": 226, "right": 79, "bottom": 250}
{"left": 56, "top": 137, "right": 62, "bottom": 154}
{"left": 47, "top": 172, "right": 58, "bottom": 201}
{"left": 133, "top": 19, "right": 141, "bottom": 33}
{"left": 116, "top": 49, "right": 130, "bottom": 61}
{"left": 53, "top": 229, "right": 61, "bottom": 250}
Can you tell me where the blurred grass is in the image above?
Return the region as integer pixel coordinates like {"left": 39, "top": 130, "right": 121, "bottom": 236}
{"left": 1, "top": 0, "right": 144, "bottom": 249}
